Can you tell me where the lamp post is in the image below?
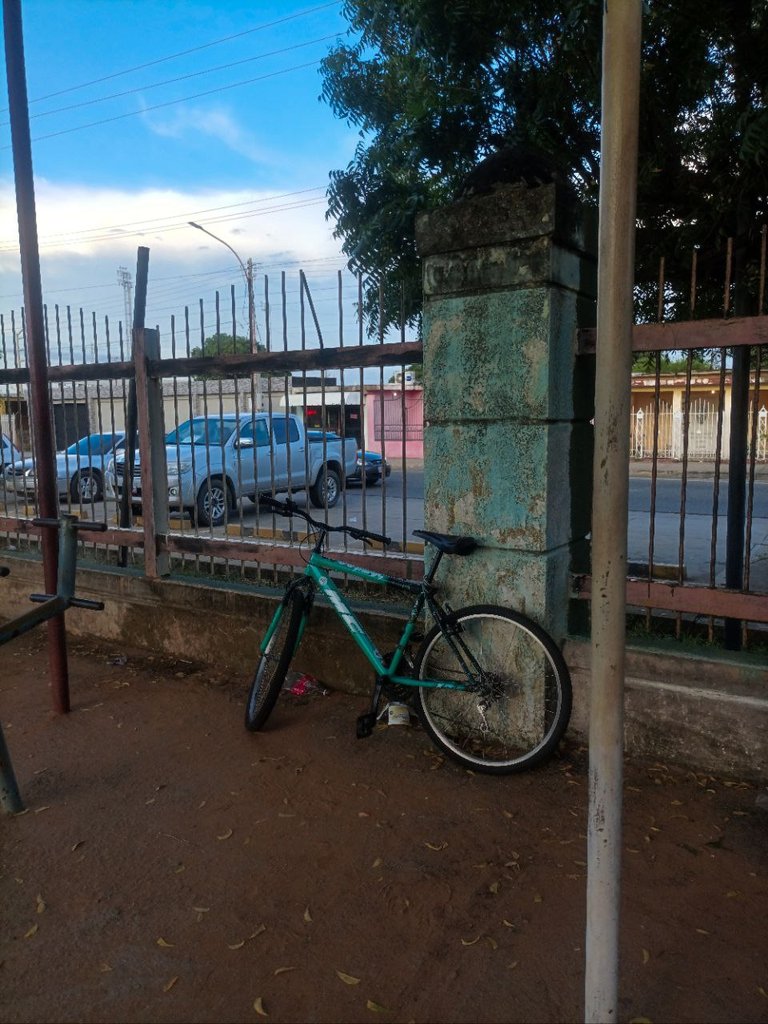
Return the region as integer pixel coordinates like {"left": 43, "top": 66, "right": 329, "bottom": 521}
{"left": 188, "top": 221, "right": 256, "bottom": 354}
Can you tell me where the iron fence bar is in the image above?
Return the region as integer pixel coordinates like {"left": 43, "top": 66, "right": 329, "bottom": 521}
{"left": 574, "top": 573, "right": 768, "bottom": 623}
{"left": 707, "top": 351, "right": 728, "bottom": 641}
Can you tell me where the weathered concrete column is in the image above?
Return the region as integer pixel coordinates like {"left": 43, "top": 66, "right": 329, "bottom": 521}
{"left": 415, "top": 182, "right": 596, "bottom": 641}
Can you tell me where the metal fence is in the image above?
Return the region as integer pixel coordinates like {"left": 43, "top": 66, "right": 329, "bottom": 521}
{"left": 630, "top": 399, "right": 768, "bottom": 461}
{"left": 578, "top": 225, "right": 768, "bottom": 646}
{"left": 0, "top": 270, "right": 425, "bottom": 587}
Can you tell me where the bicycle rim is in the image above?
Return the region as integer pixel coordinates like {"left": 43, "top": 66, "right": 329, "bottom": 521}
{"left": 415, "top": 605, "right": 572, "bottom": 774}
{"left": 244, "top": 588, "right": 304, "bottom": 731}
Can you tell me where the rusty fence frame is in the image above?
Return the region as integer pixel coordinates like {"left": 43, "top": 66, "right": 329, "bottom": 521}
{"left": 577, "top": 313, "right": 768, "bottom": 629}
{"left": 0, "top": 328, "right": 425, "bottom": 583}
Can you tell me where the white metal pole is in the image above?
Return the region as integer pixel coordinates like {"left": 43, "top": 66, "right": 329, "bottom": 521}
{"left": 585, "top": 2, "right": 642, "bottom": 1022}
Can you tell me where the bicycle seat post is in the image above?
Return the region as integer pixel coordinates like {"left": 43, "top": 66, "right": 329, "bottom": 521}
{"left": 422, "top": 546, "right": 444, "bottom": 587}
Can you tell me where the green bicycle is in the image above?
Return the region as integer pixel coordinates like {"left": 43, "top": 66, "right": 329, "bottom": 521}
{"left": 245, "top": 497, "right": 572, "bottom": 774}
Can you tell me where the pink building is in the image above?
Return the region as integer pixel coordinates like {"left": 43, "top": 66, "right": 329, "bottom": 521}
{"left": 363, "top": 384, "right": 424, "bottom": 460}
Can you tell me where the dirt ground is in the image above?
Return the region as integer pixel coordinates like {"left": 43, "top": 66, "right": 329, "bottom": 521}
{"left": 1, "top": 630, "right": 766, "bottom": 1024}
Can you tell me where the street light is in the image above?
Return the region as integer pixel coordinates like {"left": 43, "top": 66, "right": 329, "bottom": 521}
{"left": 188, "top": 221, "right": 256, "bottom": 354}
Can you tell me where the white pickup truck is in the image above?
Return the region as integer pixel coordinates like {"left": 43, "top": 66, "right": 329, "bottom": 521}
{"left": 109, "top": 413, "right": 357, "bottom": 527}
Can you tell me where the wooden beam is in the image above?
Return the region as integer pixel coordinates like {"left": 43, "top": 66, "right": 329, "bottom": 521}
{"left": 577, "top": 314, "right": 768, "bottom": 354}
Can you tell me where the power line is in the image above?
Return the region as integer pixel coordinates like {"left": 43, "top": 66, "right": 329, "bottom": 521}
{"left": 0, "top": 195, "right": 329, "bottom": 252}
{"left": 0, "top": 59, "right": 324, "bottom": 150}
{"left": 2, "top": 34, "right": 340, "bottom": 127}
{"left": 0, "top": 1, "right": 341, "bottom": 111}
{"left": 0, "top": 187, "right": 327, "bottom": 249}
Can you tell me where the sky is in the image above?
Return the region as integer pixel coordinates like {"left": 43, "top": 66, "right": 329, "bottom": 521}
{"left": 0, "top": 0, "right": 364, "bottom": 360}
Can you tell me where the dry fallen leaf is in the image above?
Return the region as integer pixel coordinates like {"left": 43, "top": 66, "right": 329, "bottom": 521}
{"left": 371, "top": 857, "right": 383, "bottom": 869}
{"left": 35, "top": 894, "right": 46, "bottom": 914}
{"left": 461, "top": 936, "right": 480, "bottom": 947}
{"left": 485, "top": 937, "right": 498, "bottom": 950}
{"left": 71, "top": 841, "right": 84, "bottom": 852}
{"left": 507, "top": 961, "right": 519, "bottom": 970}
{"left": 424, "top": 841, "right": 447, "bottom": 851}
{"left": 217, "top": 828, "right": 233, "bottom": 841}
{"left": 228, "top": 940, "right": 246, "bottom": 950}
{"left": 156, "top": 938, "right": 175, "bottom": 948}
{"left": 366, "top": 1000, "right": 388, "bottom": 1013}
{"left": 642, "top": 948, "right": 650, "bottom": 965}
{"left": 163, "top": 977, "right": 178, "bottom": 993}
{"left": 99, "top": 963, "right": 112, "bottom": 973}
{"left": 250, "top": 925, "right": 267, "bottom": 939}
{"left": 303, "top": 907, "right": 312, "bottom": 923}
{"left": 336, "top": 970, "right": 361, "bottom": 985}
{"left": 489, "top": 882, "right": 500, "bottom": 894}
{"left": 253, "top": 997, "right": 268, "bottom": 1017}
{"left": 274, "top": 967, "right": 296, "bottom": 976}
{"left": 24, "top": 924, "right": 38, "bottom": 939}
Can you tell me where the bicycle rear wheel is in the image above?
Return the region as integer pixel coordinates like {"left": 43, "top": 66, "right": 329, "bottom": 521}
{"left": 414, "top": 604, "right": 572, "bottom": 774}
{"left": 245, "top": 588, "right": 305, "bottom": 731}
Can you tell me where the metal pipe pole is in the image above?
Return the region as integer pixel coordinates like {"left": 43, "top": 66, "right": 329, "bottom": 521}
{"left": 188, "top": 221, "right": 253, "bottom": 345}
{"left": 3, "top": 0, "right": 70, "bottom": 712}
{"left": 585, "top": 2, "right": 642, "bottom": 1022}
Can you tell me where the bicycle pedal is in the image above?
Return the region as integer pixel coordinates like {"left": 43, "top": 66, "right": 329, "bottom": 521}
{"left": 356, "top": 712, "right": 377, "bottom": 739}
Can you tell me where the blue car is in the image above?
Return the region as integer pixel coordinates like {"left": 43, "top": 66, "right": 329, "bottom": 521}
{"left": 305, "top": 431, "right": 390, "bottom": 485}
{"left": 5, "top": 432, "right": 128, "bottom": 503}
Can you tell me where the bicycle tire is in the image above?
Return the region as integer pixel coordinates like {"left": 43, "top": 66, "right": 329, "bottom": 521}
{"left": 414, "top": 604, "right": 572, "bottom": 774}
{"left": 245, "top": 588, "right": 305, "bottom": 732}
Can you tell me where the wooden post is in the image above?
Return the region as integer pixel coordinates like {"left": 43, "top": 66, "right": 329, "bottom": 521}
{"left": 135, "top": 328, "right": 169, "bottom": 578}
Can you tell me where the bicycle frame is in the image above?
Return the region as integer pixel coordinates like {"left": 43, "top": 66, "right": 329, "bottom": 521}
{"left": 261, "top": 550, "right": 470, "bottom": 692}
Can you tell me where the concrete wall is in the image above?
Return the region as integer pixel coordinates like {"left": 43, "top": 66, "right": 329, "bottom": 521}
{"left": 416, "top": 182, "right": 596, "bottom": 642}
{"left": 1, "top": 556, "right": 766, "bottom": 779}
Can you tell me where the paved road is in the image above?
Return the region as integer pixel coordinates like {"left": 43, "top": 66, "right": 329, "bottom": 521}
{"left": 4, "top": 467, "right": 766, "bottom": 588}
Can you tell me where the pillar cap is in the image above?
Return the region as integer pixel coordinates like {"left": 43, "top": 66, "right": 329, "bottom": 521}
{"left": 416, "top": 182, "right": 595, "bottom": 257}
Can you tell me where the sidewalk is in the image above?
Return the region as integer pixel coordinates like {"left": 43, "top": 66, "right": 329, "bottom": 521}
{"left": 630, "top": 459, "right": 768, "bottom": 479}
{"left": 1, "top": 630, "right": 766, "bottom": 1024}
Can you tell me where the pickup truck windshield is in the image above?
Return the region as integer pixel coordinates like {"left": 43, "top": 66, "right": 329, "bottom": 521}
{"left": 167, "top": 419, "right": 237, "bottom": 447}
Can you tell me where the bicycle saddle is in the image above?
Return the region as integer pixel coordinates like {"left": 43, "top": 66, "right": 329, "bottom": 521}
{"left": 412, "top": 530, "right": 478, "bottom": 556}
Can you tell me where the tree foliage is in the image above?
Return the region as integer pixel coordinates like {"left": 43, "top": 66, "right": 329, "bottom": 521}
{"left": 189, "top": 333, "right": 264, "bottom": 380}
{"left": 320, "top": 0, "right": 768, "bottom": 332}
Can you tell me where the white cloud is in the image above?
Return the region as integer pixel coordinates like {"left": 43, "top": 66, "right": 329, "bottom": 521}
{"left": 142, "top": 104, "right": 277, "bottom": 167}
{"left": 0, "top": 176, "right": 344, "bottom": 316}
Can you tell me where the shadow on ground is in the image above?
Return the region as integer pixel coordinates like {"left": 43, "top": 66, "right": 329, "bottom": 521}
{"left": 1, "top": 631, "right": 766, "bottom": 1023}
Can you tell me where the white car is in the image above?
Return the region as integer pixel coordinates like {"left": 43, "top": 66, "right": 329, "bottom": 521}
{"left": 5, "top": 432, "right": 128, "bottom": 503}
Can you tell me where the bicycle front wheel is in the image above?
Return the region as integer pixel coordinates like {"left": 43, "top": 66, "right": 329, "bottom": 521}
{"left": 414, "top": 605, "right": 572, "bottom": 774}
{"left": 245, "top": 588, "right": 305, "bottom": 732}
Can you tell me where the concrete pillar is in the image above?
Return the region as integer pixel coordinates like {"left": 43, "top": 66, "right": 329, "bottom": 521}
{"left": 415, "top": 183, "right": 596, "bottom": 641}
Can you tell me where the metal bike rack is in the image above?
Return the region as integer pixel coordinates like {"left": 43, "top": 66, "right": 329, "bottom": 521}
{"left": 0, "top": 516, "right": 106, "bottom": 814}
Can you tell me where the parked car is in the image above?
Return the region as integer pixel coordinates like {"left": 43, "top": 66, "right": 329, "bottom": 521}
{"left": 306, "top": 431, "right": 391, "bottom": 486}
{"left": 1, "top": 433, "right": 21, "bottom": 476}
{"left": 4, "top": 432, "right": 127, "bottom": 502}
{"left": 348, "top": 449, "right": 392, "bottom": 485}
{"left": 108, "top": 414, "right": 358, "bottom": 527}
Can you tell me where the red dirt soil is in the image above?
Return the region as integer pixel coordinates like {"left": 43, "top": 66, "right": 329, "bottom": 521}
{"left": 1, "top": 630, "right": 766, "bottom": 1024}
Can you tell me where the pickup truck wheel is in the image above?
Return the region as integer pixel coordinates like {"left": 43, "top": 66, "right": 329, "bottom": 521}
{"left": 309, "top": 467, "right": 341, "bottom": 509}
{"left": 196, "top": 477, "right": 233, "bottom": 528}
{"left": 70, "top": 469, "right": 102, "bottom": 503}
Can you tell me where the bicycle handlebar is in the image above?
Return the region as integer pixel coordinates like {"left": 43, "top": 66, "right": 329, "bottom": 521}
{"left": 260, "top": 496, "right": 392, "bottom": 548}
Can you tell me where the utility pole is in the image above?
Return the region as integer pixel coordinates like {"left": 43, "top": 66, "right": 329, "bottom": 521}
{"left": 117, "top": 265, "right": 133, "bottom": 345}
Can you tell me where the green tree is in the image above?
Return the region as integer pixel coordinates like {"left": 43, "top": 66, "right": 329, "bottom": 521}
{"left": 189, "top": 333, "right": 264, "bottom": 379}
{"left": 321, "top": 1, "right": 768, "bottom": 333}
